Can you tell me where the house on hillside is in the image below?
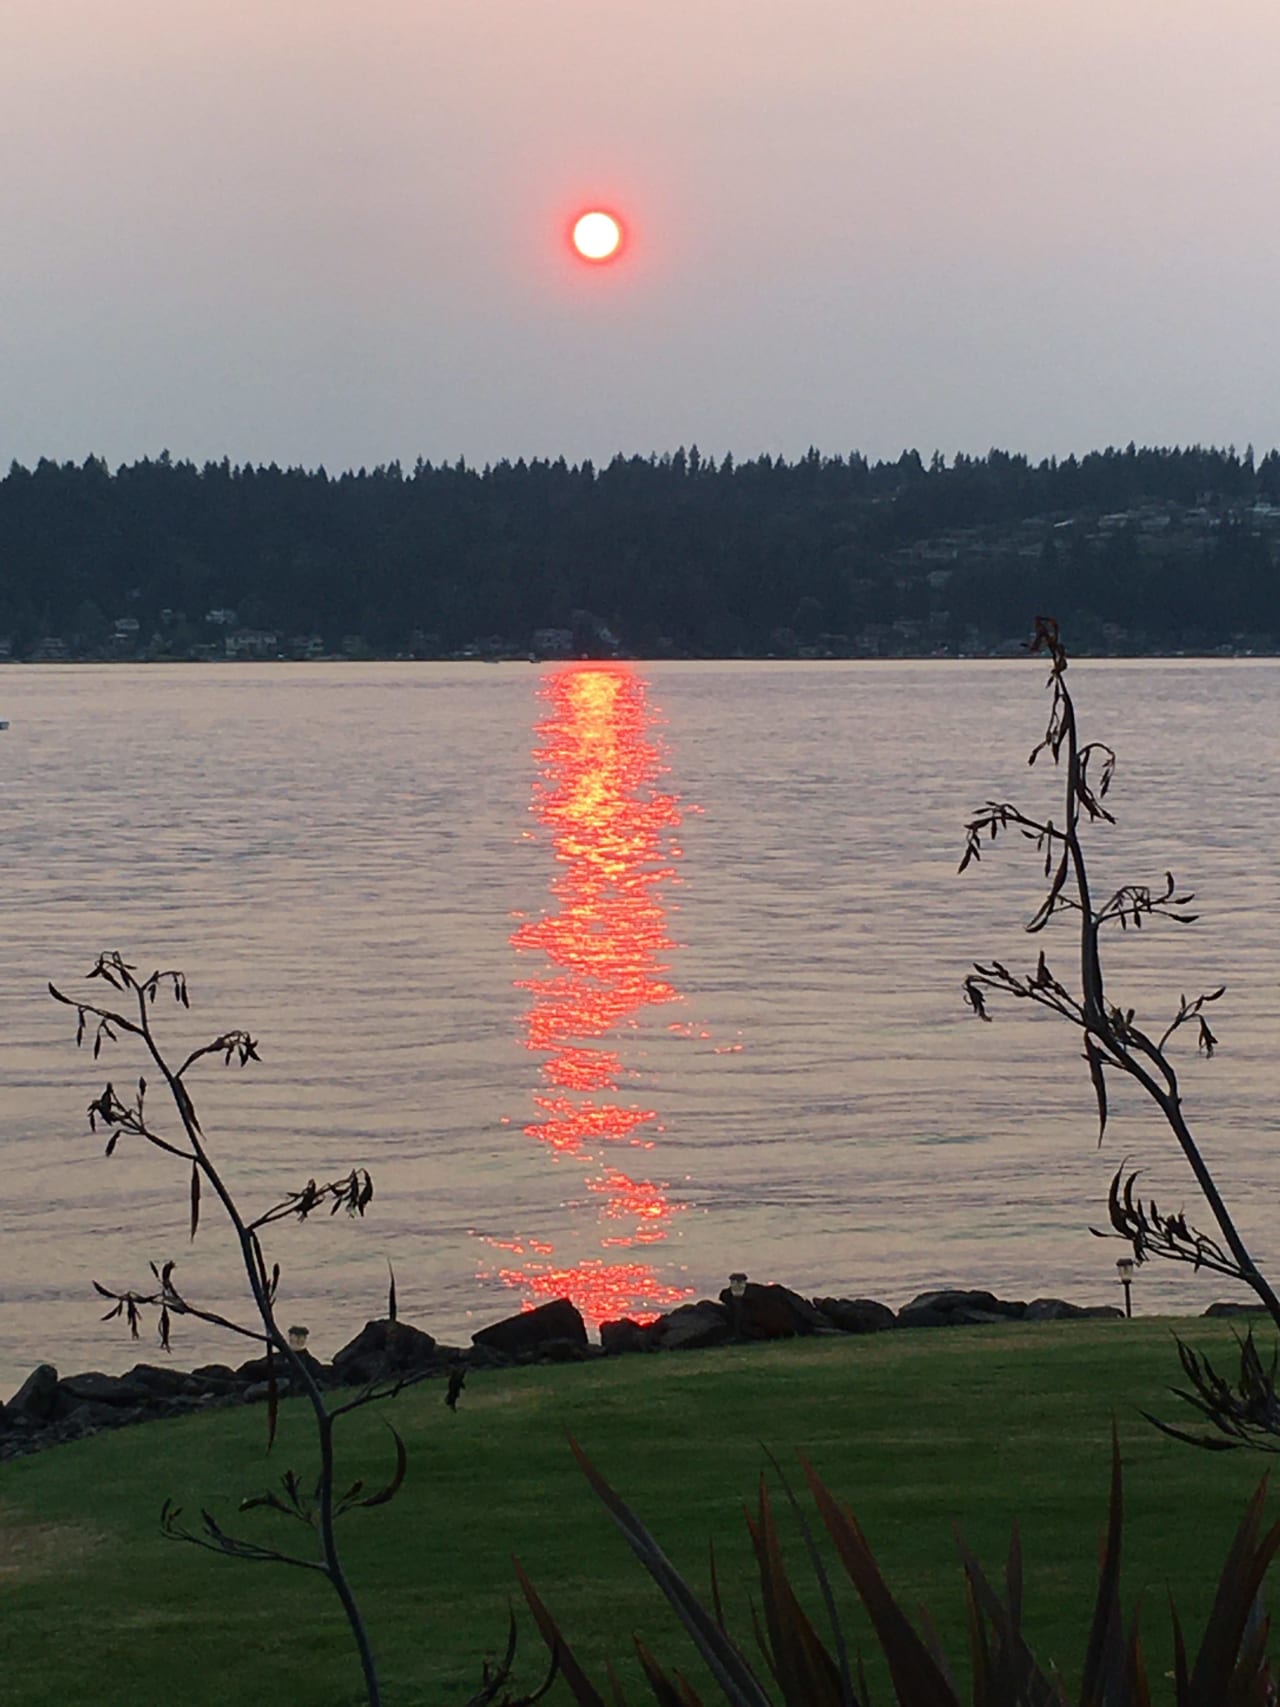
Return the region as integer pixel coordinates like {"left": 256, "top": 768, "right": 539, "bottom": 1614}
{"left": 225, "top": 628, "right": 278, "bottom": 659}
{"left": 531, "top": 627, "right": 574, "bottom": 659}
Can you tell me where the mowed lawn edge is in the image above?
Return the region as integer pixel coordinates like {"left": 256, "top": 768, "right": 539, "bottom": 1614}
{"left": 1, "top": 1316, "right": 1272, "bottom": 1705}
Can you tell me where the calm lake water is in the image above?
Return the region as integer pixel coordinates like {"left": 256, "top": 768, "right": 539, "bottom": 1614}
{"left": 2, "top": 658, "right": 1279, "bottom": 1389}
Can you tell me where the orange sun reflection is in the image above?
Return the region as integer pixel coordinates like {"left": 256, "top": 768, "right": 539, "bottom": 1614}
{"left": 496, "top": 666, "right": 694, "bottom": 1326}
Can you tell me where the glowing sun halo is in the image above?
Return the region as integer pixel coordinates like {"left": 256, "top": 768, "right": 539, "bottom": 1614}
{"left": 572, "top": 210, "right": 624, "bottom": 263}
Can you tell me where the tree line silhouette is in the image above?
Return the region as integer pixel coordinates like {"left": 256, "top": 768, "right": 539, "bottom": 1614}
{"left": 2, "top": 442, "right": 1279, "bottom": 658}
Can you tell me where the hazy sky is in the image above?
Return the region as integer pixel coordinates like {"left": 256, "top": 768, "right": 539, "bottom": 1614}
{"left": 3, "top": 1, "right": 1279, "bottom": 471}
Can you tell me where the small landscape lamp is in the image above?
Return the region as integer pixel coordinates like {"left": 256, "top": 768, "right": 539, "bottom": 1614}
{"left": 729, "top": 1272, "right": 748, "bottom": 1299}
{"left": 1116, "top": 1257, "right": 1135, "bottom": 1320}
{"left": 287, "top": 1324, "right": 310, "bottom": 1353}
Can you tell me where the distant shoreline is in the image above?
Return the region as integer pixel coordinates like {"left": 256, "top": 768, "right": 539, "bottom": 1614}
{"left": 4, "top": 646, "right": 1280, "bottom": 667}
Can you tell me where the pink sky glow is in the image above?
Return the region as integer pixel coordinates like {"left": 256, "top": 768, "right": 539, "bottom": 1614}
{"left": 2, "top": 0, "right": 1278, "bottom": 468}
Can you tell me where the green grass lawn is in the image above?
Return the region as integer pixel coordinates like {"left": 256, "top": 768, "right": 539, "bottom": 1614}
{"left": 1, "top": 1317, "right": 1273, "bottom": 1705}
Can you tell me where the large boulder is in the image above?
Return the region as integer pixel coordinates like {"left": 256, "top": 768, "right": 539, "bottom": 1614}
{"left": 331, "top": 1320, "right": 440, "bottom": 1385}
{"left": 650, "top": 1301, "right": 731, "bottom": 1351}
{"left": 719, "top": 1282, "right": 828, "bottom": 1339}
{"left": 235, "top": 1345, "right": 332, "bottom": 1387}
{"left": 468, "top": 1342, "right": 514, "bottom": 1370}
{"left": 898, "top": 1289, "right": 1026, "bottom": 1329}
{"left": 125, "top": 1363, "right": 199, "bottom": 1399}
{"left": 60, "top": 1398, "right": 145, "bottom": 1435}
{"left": 537, "top": 1338, "right": 592, "bottom": 1363}
{"left": 189, "top": 1363, "right": 244, "bottom": 1396}
{"left": 7, "top": 1364, "right": 61, "bottom": 1425}
{"left": 58, "top": 1371, "right": 156, "bottom": 1409}
{"left": 600, "top": 1318, "right": 652, "bottom": 1356}
{"left": 1024, "top": 1298, "right": 1125, "bottom": 1321}
{"left": 1024, "top": 1298, "right": 1091, "bottom": 1321}
{"left": 897, "top": 1302, "right": 951, "bottom": 1329}
{"left": 815, "top": 1297, "right": 898, "bottom": 1335}
{"left": 1204, "top": 1300, "right": 1271, "bottom": 1318}
{"left": 472, "top": 1298, "right": 587, "bottom": 1362}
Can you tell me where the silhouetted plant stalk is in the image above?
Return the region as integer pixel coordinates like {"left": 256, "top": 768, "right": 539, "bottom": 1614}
{"left": 49, "top": 953, "right": 416, "bottom": 1707}
{"left": 961, "top": 620, "right": 1280, "bottom": 1444}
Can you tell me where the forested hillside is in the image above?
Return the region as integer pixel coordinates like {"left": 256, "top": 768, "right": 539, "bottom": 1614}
{"left": 3, "top": 443, "right": 1279, "bottom": 660}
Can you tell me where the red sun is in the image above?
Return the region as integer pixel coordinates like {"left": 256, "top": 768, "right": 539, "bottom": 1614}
{"left": 570, "top": 209, "right": 625, "bottom": 264}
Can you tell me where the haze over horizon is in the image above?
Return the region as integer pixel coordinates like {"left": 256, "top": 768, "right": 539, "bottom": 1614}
{"left": 4, "top": 1, "right": 1278, "bottom": 474}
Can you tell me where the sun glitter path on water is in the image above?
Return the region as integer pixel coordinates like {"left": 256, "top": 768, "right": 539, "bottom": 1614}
{"left": 488, "top": 665, "right": 695, "bottom": 1327}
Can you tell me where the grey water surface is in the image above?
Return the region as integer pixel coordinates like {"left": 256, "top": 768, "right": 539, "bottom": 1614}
{"left": 2, "top": 657, "right": 1277, "bottom": 1389}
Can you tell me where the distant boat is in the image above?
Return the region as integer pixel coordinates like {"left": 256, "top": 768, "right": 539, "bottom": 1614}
{"left": 0, "top": 719, "right": 8, "bottom": 730}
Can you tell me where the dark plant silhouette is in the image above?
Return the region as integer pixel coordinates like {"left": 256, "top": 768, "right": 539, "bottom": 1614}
{"left": 50, "top": 952, "right": 526, "bottom": 1707}
{"left": 1145, "top": 1329, "right": 1280, "bottom": 1456}
{"left": 960, "top": 618, "right": 1280, "bottom": 1446}
{"left": 512, "top": 1429, "right": 1280, "bottom": 1703}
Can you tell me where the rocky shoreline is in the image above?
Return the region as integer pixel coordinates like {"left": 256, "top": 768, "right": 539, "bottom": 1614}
{"left": 1, "top": 1282, "right": 1265, "bottom": 1462}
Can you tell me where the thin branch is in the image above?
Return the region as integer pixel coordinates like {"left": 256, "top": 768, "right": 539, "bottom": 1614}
{"left": 161, "top": 1501, "right": 327, "bottom": 1571}
{"left": 247, "top": 1170, "right": 375, "bottom": 1232}
{"left": 959, "top": 615, "right": 1280, "bottom": 1372}
{"left": 53, "top": 954, "right": 395, "bottom": 1707}
{"left": 326, "top": 1363, "right": 439, "bottom": 1421}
